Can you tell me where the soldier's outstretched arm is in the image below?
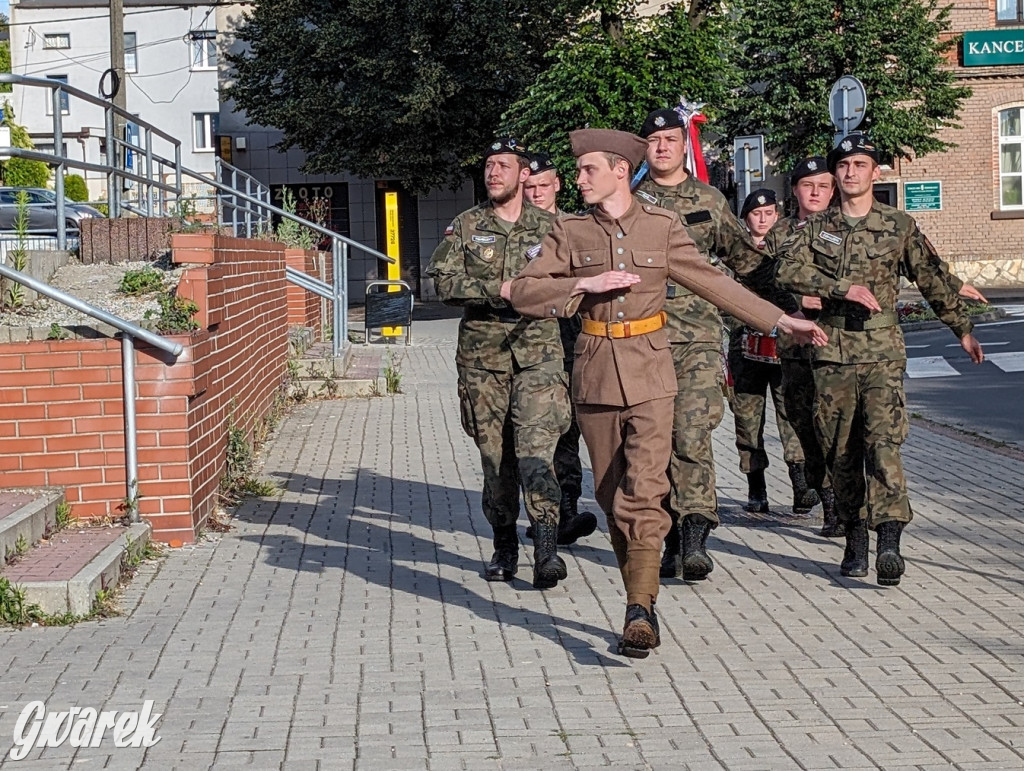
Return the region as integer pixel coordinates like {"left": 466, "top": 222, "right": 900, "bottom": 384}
{"left": 507, "top": 222, "right": 585, "bottom": 318}
{"left": 426, "top": 218, "right": 500, "bottom": 307}
{"left": 666, "top": 219, "right": 825, "bottom": 345}
{"left": 774, "top": 224, "right": 879, "bottom": 312}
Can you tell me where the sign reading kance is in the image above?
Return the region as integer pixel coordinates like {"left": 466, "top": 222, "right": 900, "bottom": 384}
{"left": 963, "top": 30, "right": 1024, "bottom": 66}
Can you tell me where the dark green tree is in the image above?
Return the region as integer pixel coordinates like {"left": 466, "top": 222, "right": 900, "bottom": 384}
{"left": 1, "top": 104, "right": 50, "bottom": 189}
{"left": 502, "top": 3, "right": 738, "bottom": 210}
{"left": 224, "top": 0, "right": 591, "bottom": 194}
{"left": 724, "top": 0, "right": 970, "bottom": 169}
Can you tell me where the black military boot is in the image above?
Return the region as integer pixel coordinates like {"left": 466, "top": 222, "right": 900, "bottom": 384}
{"left": 875, "top": 521, "right": 906, "bottom": 586}
{"left": 788, "top": 462, "right": 821, "bottom": 514}
{"left": 532, "top": 520, "right": 568, "bottom": 589}
{"left": 839, "top": 518, "right": 869, "bottom": 578}
{"left": 818, "top": 488, "right": 845, "bottom": 537}
{"left": 745, "top": 470, "right": 769, "bottom": 513}
{"left": 659, "top": 519, "right": 681, "bottom": 578}
{"left": 618, "top": 602, "right": 660, "bottom": 659}
{"left": 485, "top": 525, "right": 519, "bottom": 582}
{"left": 556, "top": 495, "right": 598, "bottom": 546}
{"left": 680, "top": 514, "right": 714, "bottom": 581}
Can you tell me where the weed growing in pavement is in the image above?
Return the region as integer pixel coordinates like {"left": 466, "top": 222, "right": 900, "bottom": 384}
{"left": 47, "top": 323, "right": 68, "bottom": 340}
{"left": 118, "top": 266, "right": 165, "bottom": 296}
{"left": 145, "top": 292, "right": 199, "bottom": 333}
{"left": 384, "top": 350, "right": 403, "bottom": 395}
{"left": 220, "top": 414, "right": 279, "bottom": 506}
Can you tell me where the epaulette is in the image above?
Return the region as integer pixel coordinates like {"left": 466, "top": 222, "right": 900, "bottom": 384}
{"left": 635, "top": 190, "right": 658, "bottom": 205}
{"left": 639, "top": 204, "right": 675, "bottom": 220}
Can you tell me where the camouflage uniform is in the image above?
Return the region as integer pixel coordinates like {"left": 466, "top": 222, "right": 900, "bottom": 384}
{"left": 775, "top": 202, "right": 973, "bottom": 529}
{"left": 554, "top": 314, "right": 584, "bottom": 505}
{"left": 634, "top": 176, "right": 775, "bottom": 527}
{"left": 765, "top": 217, "right": 829, "bottom": 494}
{"left": 427, "top": 200, "right": 570, "bottom": 531}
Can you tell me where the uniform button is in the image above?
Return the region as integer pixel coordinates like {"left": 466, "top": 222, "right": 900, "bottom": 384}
{"left": 550, "top": 308, "right": 557, "bottom": 315}
{"left": 616, "top": 232, "right": 624, "bottom": 239}
{"left": 585, "top": 256, "right": 591, "bottom": 262}
{"left": 617, "top": 247, "right": 624, "bottom": 254}
{"left": 644, "top": 205, "right": 652, "bottom": 212}
{"left": 647, "top": 258, "right": 653, "bottom": 264}
{"left": 618, "top": 262, "right": 625, "bottom": 269}
{"left": 617, "top": 311, "right": 625, "bottom": 319}
{"left": 617, "top": 296, "right": 625, "bottom": 303}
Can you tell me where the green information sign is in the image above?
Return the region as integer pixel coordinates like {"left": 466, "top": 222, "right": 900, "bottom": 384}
{"left": 904, "top": 181, "right": 942, "bottom": 212}
{"left": 963, "top": 30, "right": 1024, "bottom": 66}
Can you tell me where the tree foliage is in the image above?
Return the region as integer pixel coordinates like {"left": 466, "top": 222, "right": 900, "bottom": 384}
{"left": 0, "top": 40, "right": 11, "bottom": 94}
{"left": 63, "top": 174, "right": 89, "bottom": 202}
{"left": 723, "top": 0, "right": 971, "bottom": 170}
{"left": 503, "top": 3, "right": 737, "bottom": 209}
{"left": 1, "top": 103, "right": 50, "bottom": 189}
{"left": 225, "top": 0, "right": 591, "bottom": 194}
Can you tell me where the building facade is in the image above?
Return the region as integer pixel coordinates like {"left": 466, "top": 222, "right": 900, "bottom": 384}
{"left": 9, "top": 0, "right": 221, "bottom": 201}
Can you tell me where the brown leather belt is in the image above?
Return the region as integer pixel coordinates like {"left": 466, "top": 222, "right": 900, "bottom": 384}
{"left": 581, "top": 311, "right": 666, "bottom": 339}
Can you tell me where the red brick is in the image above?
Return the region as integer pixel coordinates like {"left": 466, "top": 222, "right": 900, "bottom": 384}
{"left": 19, "top": 419, "right": 74, "bottom": 436}
{"left": 21, "top": 452, "right": 78, "bottom": 470}
{"left": 74, "top": 416, "right": 123, "bottom": 433}
{"left": 81, "top": 383, "right": 124, "bottom": 401}
{"left": 54, "top": 368, "right": 108, "bottom": 385}
{"left": 24, "top": 352, "right": 80, "bottom": 369}
{"left": 48, "top": 468, "right": 105, "bottom": 485}
{"left": 3, "top": 370, "right": 54, "bottom": 387}
{"left": 46, "top": 434, "right": 103, "bottom": 452}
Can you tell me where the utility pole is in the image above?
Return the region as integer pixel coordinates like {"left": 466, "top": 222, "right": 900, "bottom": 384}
{"left": 110, "top": 0, "right": 126, "bottom": 162}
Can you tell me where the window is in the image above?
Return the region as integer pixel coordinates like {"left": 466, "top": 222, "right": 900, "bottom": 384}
{"left": 193, "top": 113, "right": 219, "bottom": 151}
{"left": 124, "top": 32, "right": 138, "bottom": 73}
{"left": 997, "top": 0, "right": 1023, "bottom": 24}
{"left": 190, "top": 31, "right": 217, "bottom": 70}
{"left": 43, "top": 33, "right": 71, "bottom": 50}
{"left": 46, "top": 75, "right": 70, "bottom": 115}
{"left": 1000, "top": 108, "right": 1023, "bottom": 209}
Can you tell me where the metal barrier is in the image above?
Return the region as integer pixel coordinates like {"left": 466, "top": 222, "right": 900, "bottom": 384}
{"left": 0, "top": 73, "right": 395, "bottom": 356}
{"left": 0, "top": 262, "right": 182, "bottom": 521}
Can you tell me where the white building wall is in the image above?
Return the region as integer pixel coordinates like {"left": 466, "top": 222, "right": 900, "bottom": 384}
{"left": 9, "top": 1, "right": 220, "bottom": 199}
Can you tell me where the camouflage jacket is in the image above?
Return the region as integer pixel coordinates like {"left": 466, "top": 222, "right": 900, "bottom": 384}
{"left": 634, "top": 175, "right": 774, "bottom": 344}
{"left": 427, "top": 200, "right": 563, "bottom": 371}
{"left": 764, "top": 216, "right": 814, "bottom": 361}
{"left": 775, "top": 202, "right": 972, "bottom": 365}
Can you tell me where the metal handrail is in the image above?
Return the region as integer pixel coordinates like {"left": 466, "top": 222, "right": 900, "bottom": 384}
{"left": 1, "top": 73, "right": 398, "bottom": 355}
{"left": 0, "top": 263, "right": 181, "bottom": 522}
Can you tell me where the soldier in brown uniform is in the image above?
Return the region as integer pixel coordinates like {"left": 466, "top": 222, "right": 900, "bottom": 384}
{"left": 503, "top": 129, "right": 826, "bottom": 656}
{"left": 775, "top": 133, "right": 984, "bottom": 585}
{"left": 427, "top": 137, "right": 571, "bottom": 590}
{"left": 633, "top": 108, "right": 788, "bottom": 582}
{"left": 522, "top": 152, "right": 599, "bottom": 546}
{"left": 728, "top": 188, "right": 816, "bottom": 515}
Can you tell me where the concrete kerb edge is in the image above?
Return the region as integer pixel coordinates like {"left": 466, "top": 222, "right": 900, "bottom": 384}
{"left": 66, "top": 522, "right": 152, "bottom": 616}
{"left": 0, "top": 489, "right": 62, "bottom": 567}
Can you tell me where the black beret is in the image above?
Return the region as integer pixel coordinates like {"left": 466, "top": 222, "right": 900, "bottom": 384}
{"left": 740, "top": 188, "right": 778, "bottom": 219}
{"left": 484, "top": 136, "right": 530, "bottom": 160}
{"left": 790, "top": 156, "right": 829, "bottom": 183}
{"left": 639, "top": 108, "right": 686, "bottom": 139}
{"left": 528, "top": 152, "right": 557, "bottom": 175}
{"left": 827, "top": 133, "right": 879, "bottom": 173}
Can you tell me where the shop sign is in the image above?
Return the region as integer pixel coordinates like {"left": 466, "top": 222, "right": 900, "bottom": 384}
{"left": 904, "top": 181, "right": 942, "bottom": 212}
{"left": 963, "top": 30, "right": 1024, "bottom": 66}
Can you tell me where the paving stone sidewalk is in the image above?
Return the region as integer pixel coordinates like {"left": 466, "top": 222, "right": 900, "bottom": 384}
{"left": 2, "top": 314, "right": 1023, "bottom": 770}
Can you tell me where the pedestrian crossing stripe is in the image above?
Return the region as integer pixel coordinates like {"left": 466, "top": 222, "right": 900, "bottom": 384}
{"left": 984, "top": 351, "right": 1024, "bottom": 372}
{"left": 904, "top": 351, "right": 1024, "bottom": 377}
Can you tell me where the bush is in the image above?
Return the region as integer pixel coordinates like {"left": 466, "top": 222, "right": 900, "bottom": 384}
{"left": 1, "top": 103, "right": 50, "bottom": 188}
{"left": 63, "top": 174, "right": 89, "bottom": 202}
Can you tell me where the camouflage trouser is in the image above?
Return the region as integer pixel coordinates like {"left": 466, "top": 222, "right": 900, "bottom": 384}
{"left": 727, "top": 330, "right": 804, "bottom": 474}
{"left": 553, "top": 357, "right": 583, "bottom": 505}
{"left": 780, "top": 357, "right": 830, "bottom": 492}
{"left": 666, "top": 343, "right": 725, "bottom": 526}
{"left": 812, "top": 360, "right": 912, "bottom": 528}
{"left": 457, "top": 361, "right": 571, "bottom": 529}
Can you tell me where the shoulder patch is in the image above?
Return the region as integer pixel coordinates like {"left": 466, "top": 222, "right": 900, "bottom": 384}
{"left": 794, "top": 220, "right": 807, "bottom": 230}
{"left": 818, "top": 231, "right": 842, "bottom": 245}
{"left": 471, "top": 235, "right": 497, "bottom": 244}
{"left": 684, "top": 210, "right": 713, "bottom": 226}
{"left": 635, "top": 190, "right": 658, "bottom": 205}
{"left": 525, "top": 243, "right": 542, "bottom": 260}
{"left": 444, "top": 221, "right": 455, "bottom": 236}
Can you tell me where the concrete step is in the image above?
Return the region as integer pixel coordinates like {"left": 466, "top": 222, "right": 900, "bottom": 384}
{"left": 289, "top": 342, "right": 384, "bottom": 398}
{"left": 0, "top": 488, "right": 63, "bottom": 567}
{"left": 0, "top": 522, "right": 151, "bottom": 616}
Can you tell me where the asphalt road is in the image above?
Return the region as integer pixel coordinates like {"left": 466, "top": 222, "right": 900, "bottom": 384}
{"left": 903, "top": 299, "right": 1024, "bottom": 450}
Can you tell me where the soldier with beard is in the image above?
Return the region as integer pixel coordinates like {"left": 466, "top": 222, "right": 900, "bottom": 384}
{"left": 427, "top": 137, "right": 571, "bottom": 590}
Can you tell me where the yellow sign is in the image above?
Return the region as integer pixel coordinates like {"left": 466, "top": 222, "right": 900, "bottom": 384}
{"left": 383, "top": 191, "right": 402, "bottom": 336}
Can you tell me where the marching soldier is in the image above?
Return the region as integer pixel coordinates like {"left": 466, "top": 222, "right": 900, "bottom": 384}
{"left": 503, "top": 128, "right": 826, "bottom": 657}
{"left": 523, "top": 152, "right": 599, "bottom": 546}
{"left": 775, "top": 133, "right": 984, "bottom": 585}
{"left": 634, "top": 108, "right": 786, "bottom": 581}
{"left": 427, "top": 137, "right": 571, "bottom": 590}
{"left": 729, "top": 189, "right": 816, "bottom": 515}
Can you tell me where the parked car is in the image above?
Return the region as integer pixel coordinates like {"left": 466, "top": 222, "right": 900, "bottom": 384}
{"left": 0, "top": 187, "right": 103, "bottom": 234}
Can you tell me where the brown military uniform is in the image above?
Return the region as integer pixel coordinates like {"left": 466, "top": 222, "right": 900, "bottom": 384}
{"left": 509, "top": 199, "right": 782, "bottom": 607}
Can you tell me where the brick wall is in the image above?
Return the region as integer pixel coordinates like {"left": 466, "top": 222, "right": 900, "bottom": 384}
{"left": 284, "top": 248, "right": 324, "bottom": 335}
{"left": 0, "top": 234, "right": 291, "bottom": 544}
